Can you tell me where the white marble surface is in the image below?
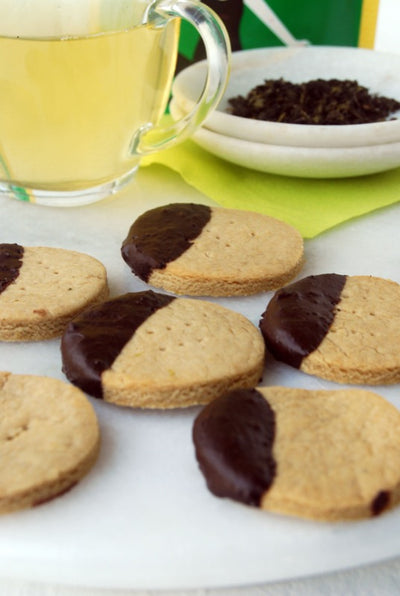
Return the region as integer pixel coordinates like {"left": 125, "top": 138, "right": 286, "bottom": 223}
{"left": 1, "top": 557, "right": 400, "bottom": 595}
{"left": 1, "top": 165, "right": 400, "bottom": 595}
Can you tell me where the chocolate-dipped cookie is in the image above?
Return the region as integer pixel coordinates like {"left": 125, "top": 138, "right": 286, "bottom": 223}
{"left": 0, "top": 244, "right": 108, "bottom": 341}
{"left": 193, "top": 386, "right": 400, "bottom": 521}
{"left": 61, "top": 291, "right": 265, "bottom": 408}
{"left": 260, "top": 273, "right": 400, "bottom": 385}
{"left": 121, "top": 203, "right": 304, "bottom": 296}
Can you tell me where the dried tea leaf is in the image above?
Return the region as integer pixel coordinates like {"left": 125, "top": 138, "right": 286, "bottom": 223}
{"left": 228, "top": 79, "right": 400, "bottom": 125}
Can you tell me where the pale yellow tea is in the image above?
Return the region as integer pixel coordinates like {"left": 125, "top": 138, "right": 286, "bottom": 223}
{"left": 0, "top": 21, "right": 179, "bottom": 191}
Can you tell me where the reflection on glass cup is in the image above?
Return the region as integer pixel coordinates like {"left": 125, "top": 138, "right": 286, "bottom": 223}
{"left": 0, "top": 0, "right": 230, "bottom": 206}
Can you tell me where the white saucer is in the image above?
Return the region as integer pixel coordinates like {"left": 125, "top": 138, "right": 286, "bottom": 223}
{"left": 172, "top": 47, "right": 400, "bottom": 148}
{"left": 170, "top": 98, "right": 400, "bottom": 178}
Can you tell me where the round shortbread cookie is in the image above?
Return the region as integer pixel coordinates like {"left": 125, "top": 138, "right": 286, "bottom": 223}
{"left": 0, "top": 244, "right": 109, "bottom": 341}
{"left": 259, "top": 273, "right": 400, "bottom": 385}
{"left": 0, "top": 371, "right": 100, "bottom": 513}
{"left": 193, "top": 386, "right": 400, "bottom": 521}
{"left": 121, "top": 203, "right": 304, "bottom": 296}
{"left": 61, "top": 291, "right": 265, "bottom": 408}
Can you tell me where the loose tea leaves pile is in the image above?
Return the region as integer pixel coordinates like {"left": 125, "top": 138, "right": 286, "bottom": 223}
{"left": 228, "top": 78, "right": 400, "bottom": 125}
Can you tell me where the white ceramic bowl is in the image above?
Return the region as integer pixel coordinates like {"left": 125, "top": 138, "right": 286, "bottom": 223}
{"left": 172, "top": 47, "right": 400, "bottom": 148}
{"left": 170, "top": 98, "right": 400, "bottom": 178}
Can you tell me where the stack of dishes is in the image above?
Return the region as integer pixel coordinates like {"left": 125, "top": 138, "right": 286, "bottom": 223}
{"left": 170, "top": 47, "right": 400, "bottom": 178}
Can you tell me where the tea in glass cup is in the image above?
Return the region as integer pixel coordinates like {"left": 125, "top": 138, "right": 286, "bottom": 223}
{"left": 0, "top": 0, "right": 230, "bottom": 205}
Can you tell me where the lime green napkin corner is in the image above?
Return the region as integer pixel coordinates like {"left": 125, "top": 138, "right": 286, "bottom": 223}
{"left": 141, "top": 139, "right": 400, "bottom": 239}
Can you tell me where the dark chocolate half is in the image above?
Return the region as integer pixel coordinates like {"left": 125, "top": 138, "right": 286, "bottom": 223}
{"left": 193, "top": 388, "right": 276, "bottom": 507}
{"left": 259, "top": 273, "right": 347, "bottom": 368}
{"left": 121, "top": 203, "right": 211, "bottom": 281}
{"left": 61, "top": 291, "right": 175, "bottom": 398}
{"left": 371, "top": 490, "right": 391, "bottom": 516}
{"left": 0, "top": 243, "right": 24, "bottom": 294}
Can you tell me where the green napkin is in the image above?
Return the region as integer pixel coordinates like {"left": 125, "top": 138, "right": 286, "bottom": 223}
{"left": 142, "top": 139, "right": 400, "bottom": 239}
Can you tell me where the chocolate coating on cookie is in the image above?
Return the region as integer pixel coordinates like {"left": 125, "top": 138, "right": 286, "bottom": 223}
{"left": 260, "top": 273, "right": 346, "bottom": 367}
{"left": 61, "top": 291, "right": 175, "bottom": 398}
{"left": 0, "top": 243, "right": 24, "bottom": 294}
{"left": 371, "top": 490, "right": 391, "bottom": 516}
{"left": 121, "top": 203, "right": 211, "bottom": 281}
{"left": 193, "top": 388, "right": 276, "bottom": 506}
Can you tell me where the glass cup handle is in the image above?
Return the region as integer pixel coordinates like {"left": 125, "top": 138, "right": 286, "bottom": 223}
{"left": 132, "top": 0, "right": 231, "bottom": 155}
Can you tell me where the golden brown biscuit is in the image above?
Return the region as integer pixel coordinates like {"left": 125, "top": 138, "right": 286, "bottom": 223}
{"left": 193, "top": 386, "right": 400, "bottom": 521}
{"left": 0, "top": 244, "right": 109, "bottom": 341}
{"left": 0, "top": 372, "right": 100, "bottom": 513}
{"left": 260, "top": 273, "right": 400, "bottom": 385}
{"left": 61, "top": 291, "right": 265, "bottom": 408}
{"left": 121, "top": 203, "right": 304, "bottom": 296}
